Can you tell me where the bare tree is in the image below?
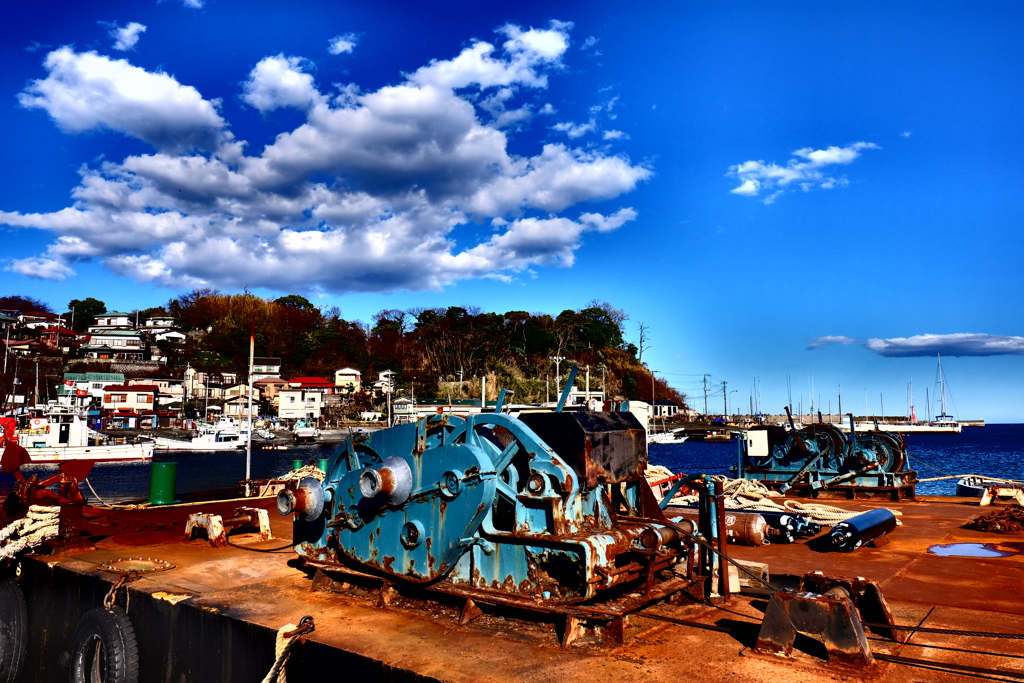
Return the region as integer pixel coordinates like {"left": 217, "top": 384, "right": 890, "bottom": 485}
{"left": 637, "top": 322, "right": 651, "bottom": 363}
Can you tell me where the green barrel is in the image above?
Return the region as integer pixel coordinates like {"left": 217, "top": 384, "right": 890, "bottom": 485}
{"left": 292, "top": 459, "right": 303, "bottom": 470}
{"left": 149, "top": 461, "right": 178, "bottom": 505}
{"left": 317, "top": 458, "right": 329, "bottom": 472}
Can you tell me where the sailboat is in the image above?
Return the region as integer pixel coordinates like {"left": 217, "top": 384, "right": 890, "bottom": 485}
{"left": 929, "top": 354, "right": 961, "bottom": 432}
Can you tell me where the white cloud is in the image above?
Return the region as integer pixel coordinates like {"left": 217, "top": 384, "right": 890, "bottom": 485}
{"left": 866, "top": 334, "right": 1024, "bottom": 357}
{"left": 18, "top": 47, "right": 231, "bottom": 153}
{"left": 181, "top": 0, "right": 203, "bottom": 7}
{"left": 3, "top": 23, "right": 649, "bottom": 295}
{"left": 807, "top": 335, "right": 857, "bottom": 350}
{"left": 728, "top": 142, "right": 879, "bottom": 204}
{"left": 552, "top": 118, "right": 596, "bottom": 138}
{"left": 242, "top": 55, "right": 323, "bottom": 112}
{"left": 109, "top": 22, "right": 147, "bottom": 51}
{"left": 5, "top": 256, "right": 75, "bottom": 281}
{"left": 328, "top": 33, "right": 358, "bottom": 55}
{"left": 603, "top": 130, "right": 627, "bottom": 140}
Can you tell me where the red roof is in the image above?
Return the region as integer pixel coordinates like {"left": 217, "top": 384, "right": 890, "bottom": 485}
{"left": 287, "top": 377, "right": 333, "bottom": 387}
{"left": 103, "top": 384, "right": 159, "bottom": 392}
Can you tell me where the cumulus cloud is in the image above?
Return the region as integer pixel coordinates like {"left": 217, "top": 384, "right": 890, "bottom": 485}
{"left": 728, "top": 142, "right": 879, "bottom": 204}
{"left": 109, "top": 22, "right": 147, "bottom": 51}
{"left": 328, "top": 33, "right": 358, "bottom": 55}
{"left": 5, "top": 256, "right": 75, "bottom": 281}
{"left": 17, "top": 47, "right": 231, "bottom": 153}
{"left": 807, "top": 335, "right": 857, "bottom": 350}
{"left": 865, "top": 334, "right": 1024, "bottom": 357}
{"left": 242, "top": 55, "right": 323, "bottom": 112}
{"left": 3, "top": 22, "right": 649, "bottom": 295}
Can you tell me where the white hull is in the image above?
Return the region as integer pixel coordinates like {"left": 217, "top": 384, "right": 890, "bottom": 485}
{"left": 648, "top": 433, "right": 689, "bottom": 445}
{"left": 20, "top": 441, "right": 154, "bottom": 463}
{"left": 831, "top": 422, "right": 961, "bottom": 434}
{"left": 152, "top": 437, "right": 242, "bottom": 451}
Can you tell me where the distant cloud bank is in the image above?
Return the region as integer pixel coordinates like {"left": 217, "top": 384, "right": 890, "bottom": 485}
{"left": 865, "top": 333, "right": 1024, "bottom": 357}
{"left": 1, "top": 21, "right": 650, "bottom": 294}
{"left": 728, "top": 142, "right": 878, "bottom": 204}
{"left": 807, "top": 335, "right": 856, "bottom": 350}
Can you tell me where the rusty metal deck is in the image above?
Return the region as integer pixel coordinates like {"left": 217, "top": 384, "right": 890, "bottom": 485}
{"left": 13, "top": 495, "right": 1024, "bottom": 682}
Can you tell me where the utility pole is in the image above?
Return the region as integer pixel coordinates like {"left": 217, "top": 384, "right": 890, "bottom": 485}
{"left": 702, "top": 374, "right": 709, "bottom": 417}
{"left": 722, "top": 380, "right": 727, "bottom": 416}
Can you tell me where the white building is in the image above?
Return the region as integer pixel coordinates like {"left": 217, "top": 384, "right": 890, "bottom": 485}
{"left": 278, "top": 389, "right": 322, "bottom": 421}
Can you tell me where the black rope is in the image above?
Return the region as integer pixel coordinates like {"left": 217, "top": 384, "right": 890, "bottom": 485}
{"left": 226, "top": 537, "right": 296, "bottom": 553}
{"left": 875, "top": 653, "right": 1024, "bottom": 681}
{"left": 863, "top": 622, "right": 1024, "bottom": 640}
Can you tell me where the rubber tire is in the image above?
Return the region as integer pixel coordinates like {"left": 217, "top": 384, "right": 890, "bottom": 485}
{"left": 68, "top": 606, "right": 139, "bottom": 683}
{"left": 0, "top": 577, "right": 27, "bottom": 683}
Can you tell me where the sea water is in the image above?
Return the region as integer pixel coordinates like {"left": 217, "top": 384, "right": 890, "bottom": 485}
{"left": 648, "top": 423, "right": 1024, "bottom": 496}
{"left": 2, "top": 425, "right": 1021, "bottom": 502}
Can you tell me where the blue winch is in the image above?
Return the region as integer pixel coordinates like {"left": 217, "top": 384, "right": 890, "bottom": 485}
{"left": 737, "top": 409, "right": 917, "bottom": 499}
{"left": 277, "top": 375, "right": 731, "bottom": 621}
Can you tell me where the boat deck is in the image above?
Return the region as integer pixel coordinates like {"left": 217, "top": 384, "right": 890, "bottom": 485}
{"left": 14, "top": 495, "right": 1024, "bottom": 682}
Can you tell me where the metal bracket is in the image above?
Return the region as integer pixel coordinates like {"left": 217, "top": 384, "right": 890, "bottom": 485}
{"left": 755, "top": 590, "right": 874, "bottom": 667}
{"left": 185, "top": 507, "right": 272, "bottom": 547}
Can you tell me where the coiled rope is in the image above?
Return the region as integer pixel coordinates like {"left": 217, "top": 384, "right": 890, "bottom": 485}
{"left": 0, "top": 505, "right": 60, "bottom": 559}
{"left": 648, "top": 470, "right": 901, "bottom": 526}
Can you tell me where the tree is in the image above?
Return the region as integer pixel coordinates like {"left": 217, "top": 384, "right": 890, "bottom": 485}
{"left": 0, "top": 295, "right": 53, "bottom": 314}
{"left": 636, "top": 322, "right": 651, "bottom": 362}
{"left": 274, "top": 294, "right": 316, "bottom": 311}
{"left": 67, "top": 298, "right": 107, "bottom": 332}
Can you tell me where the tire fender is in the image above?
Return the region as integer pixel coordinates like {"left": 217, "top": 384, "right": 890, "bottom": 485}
{"left": 0, "top": 576, "right": 27, "bottom": 683}
{"left": 68, "top": 606, "right": 140, "bottom": 683}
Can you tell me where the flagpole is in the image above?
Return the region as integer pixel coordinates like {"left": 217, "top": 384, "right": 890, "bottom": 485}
{"left": 245, "top": 323, "right": 254, "bottom": 495}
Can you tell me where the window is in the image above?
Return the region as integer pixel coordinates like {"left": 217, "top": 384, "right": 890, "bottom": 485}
{"left": 106, "top": 394, "right": 128, "bottom": 403}
{"left": 137, "top": 394, "right": 152, "bottom": 403}
{"left": 92, "top": 383, "right": 103, "bottom": 389}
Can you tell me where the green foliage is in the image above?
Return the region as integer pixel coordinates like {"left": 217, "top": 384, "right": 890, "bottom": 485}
{"left": 67, "top": 298, "right": 106, "bottom": 332}
{"left": 163, "top": 295, "right": 688, "bottom": 410}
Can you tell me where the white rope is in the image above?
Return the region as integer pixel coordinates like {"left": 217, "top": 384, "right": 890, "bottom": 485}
{"left": 273, "top": 465, "right": 325, "bottom": 483}
{"left": 654, "top": 474, "right": 902, "bottom": 527}
{"left": 0, "top": 505, "right": 60, "bottom": 559}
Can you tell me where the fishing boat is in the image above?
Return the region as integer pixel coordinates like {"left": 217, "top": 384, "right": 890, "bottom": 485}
{"left": 152, "top": 419, "right": 243, "bottom": 451}
{"left": 0, "top": 403, "right": 154, "bottom": 464}
{"left": 647, "top": 429, "right": 689, "bottom": 444}
{"left": 292, "top": 418, "right": 320, "bottom": 444}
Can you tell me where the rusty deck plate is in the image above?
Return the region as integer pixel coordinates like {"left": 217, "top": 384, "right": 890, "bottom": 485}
{"left": 14, "top": 494, "right": 1024, "bottom": 682}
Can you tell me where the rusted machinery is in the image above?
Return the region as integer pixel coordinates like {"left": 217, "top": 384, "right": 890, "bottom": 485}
{"left": 738, "top": 411, "right": 917, "bottom": 499}
{"left": 277, "top": 377, "right": 732, "bottom": 641}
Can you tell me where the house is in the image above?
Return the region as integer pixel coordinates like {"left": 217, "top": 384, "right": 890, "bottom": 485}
{"left": 128, "top": 373, "right": 184, "bottom": 409}
{"left": 185, "top": 366, "right": 238, "bottom": 400}
{"left": 254, "top": 377, "right": 289, "bottom": 405}
{"left": 286, "top": 377, "right": 334, "bottom": 395}
{"left": 83, "top": 330, "right": 145, "bottom": 360}
{"left": 101, "top": 384, "right": 157, "bottom": 412}
{"left": 58, "top": 372, "right": 126, "bottom": 405}
{"left": 90, "top": 312, "right": 135, "bottom": 330}
{"left": 40, "top": 326, "right": 80, "bottom": 353}
{"left": 372, "top": 370, "right": 396, "bottom": 393}
{"left": 251, "top": 357, "right": 282, "bottom": 381}
{"left": 278, "top": 389, "right": 322, "bottom": 421}
{"left": 223, "top": 384, "right": 262, "bottom": 418}
{"left": 18, "top": 311, "right": 63, "bottom": 330}
{"left": 652, "top": 399, "right": 680, "bottom": 418}
{"left": 333, "top": 367, "right": 362, "bottom": 392}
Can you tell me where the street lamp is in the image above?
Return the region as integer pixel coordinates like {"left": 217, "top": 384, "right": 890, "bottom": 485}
{"left": 729, "top": 389, "right": 738, "bottom": 417}
{"left": 549, "top": 356, "right": 565, "bottom": 389}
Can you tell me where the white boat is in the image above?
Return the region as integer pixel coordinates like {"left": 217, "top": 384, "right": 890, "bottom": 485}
{"left": 293, "top": 419, "right": 320, "bottom": 444}
{"left": 1, "top": 403, "right": 154, "bottom": 464}
{"left": 956, "top": 475, "right": 1024, "bottom": 497}
{"left": 152, "top": 420, "right": 244, "bottom": 451}
{"left": 648, "top": 430, "right": 689, "bottom": 445}
{"left": 832, "top": 421, "right": 962, "bottom": 434}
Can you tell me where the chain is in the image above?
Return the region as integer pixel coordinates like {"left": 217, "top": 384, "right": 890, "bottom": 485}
{"left": 103, "top": 570, "right": 142, "bottom": 612}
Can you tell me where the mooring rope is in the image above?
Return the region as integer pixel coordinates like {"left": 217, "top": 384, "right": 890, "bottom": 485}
{"left": 0, "top": 505, "right": 60, "bottom": 559}
{"left": 261, "top": 616, "right": 315, "bottom": 683}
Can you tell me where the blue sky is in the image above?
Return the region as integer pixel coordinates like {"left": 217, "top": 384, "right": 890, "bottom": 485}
{"left": 2, "top": 1, "right": 1022, "bottom": 422}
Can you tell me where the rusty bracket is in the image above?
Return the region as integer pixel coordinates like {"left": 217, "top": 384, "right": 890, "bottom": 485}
{"left": 185, "top": 507, "right": 272, "bottom": 547}
{"left": 798, "top": 571, "right": 902, "bottom": 642}
{"left": 979, "top": 486, "right": 1024, "bottom": 507}
{"left": 754, "top": 590, "right": 874, "bottom": 668}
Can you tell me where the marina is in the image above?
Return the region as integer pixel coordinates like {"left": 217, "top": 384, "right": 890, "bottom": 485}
{"left": 2, "top": 411, "right": 1022, "bottom": 682}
